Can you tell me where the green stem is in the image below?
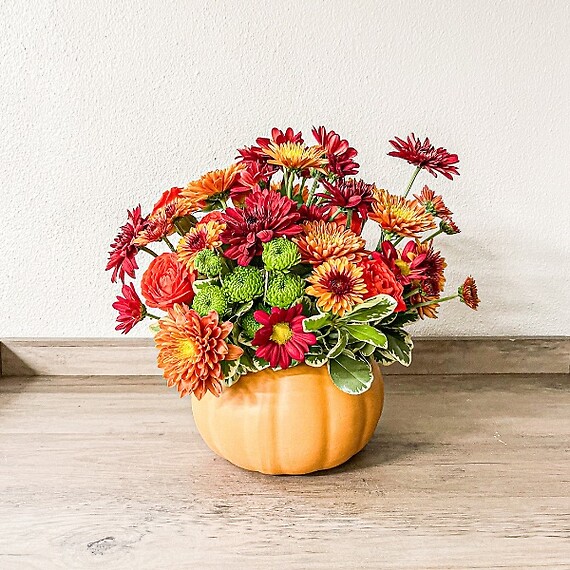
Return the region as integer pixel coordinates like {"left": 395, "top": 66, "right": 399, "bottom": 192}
{"left": 146, "top": 312, "right": 160, "bottom": 320}
{"left": 162, "top": 236, "right": 175, "bottom": 252}
{"left": 306, "top": 176, "right": 320, "bottom": 206}
{"left": 173, "top": 220, "right": 185, "bottom": 236}
{"left": 329, "top": 208, "right": 342, "bottom": 221}
{"left": 403, "top": 287, "right": 421, "bottom": 299}
{"left": 409, "top": 293, "right": 458, "bottom": 309}
{"left": 403, "top": 166, "right": 422, "bottom": 198}
{"left": 140, "top": 246, "right": 158, "bottom": 258}
{"left": 345, "top": 209, "right": 353, "bottom": 230}
{"left": 422, "top": 229, "right": 443, "bottom": 243}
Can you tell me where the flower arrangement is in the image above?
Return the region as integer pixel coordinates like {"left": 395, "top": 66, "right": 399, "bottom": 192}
{"left": 107, "top": 127, "right": 479, "bottom": 398}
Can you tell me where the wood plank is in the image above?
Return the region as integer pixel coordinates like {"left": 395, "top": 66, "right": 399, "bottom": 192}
{"left": 0, "top": 373, "right": 568, "bottom": 568}
{"left": 2, "top": 337, "right": 569, "bottom": 377}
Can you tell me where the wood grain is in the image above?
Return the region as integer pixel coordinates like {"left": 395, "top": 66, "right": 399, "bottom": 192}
{"left": 0, "top": 373, "right": 568, "bottom": 568}
{"left": 2, "top": 337, "right": 569, "bottom": 376}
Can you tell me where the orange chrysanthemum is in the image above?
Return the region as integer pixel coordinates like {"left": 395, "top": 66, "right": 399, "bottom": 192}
{"left": 459, "top": 276, "right": 480, "bottom": 310}
{"left": 293, "top": 221, "right": 366, "bottom": 266}
{"left": 306, "top": 257, "right": 367, "bottom": 316}
{"left": 415, "top": 239, "right": 446, "bottom": 295}
{"left": 182, "top": 163, "right": 245, "bottom": 205}
{"left": 409, "top": 286, "right": 440, "bottom": 319}
{"left": 413, "top": 185, "right": 453, "bottom": 219}
{"left": 155, "top": 304, "right": 243, "bottom": 399}
{"left": 134, "top": 210, "right": 173, "bottom": 247}
{"left": 369, "top": 188, "right": 436, "bottom": 238}
{"left": 264, "top": 142, "right": 327, "bottom": 172}
{"left": 177, "top": 219, "right": 226, "bottom": 270}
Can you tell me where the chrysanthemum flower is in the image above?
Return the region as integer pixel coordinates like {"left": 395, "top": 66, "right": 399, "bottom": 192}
{"left": 439, "top": 218, "right": 461, "bottom": 235}
{"left": 415, "top": 240, "right": 447, "bottom": 296}
{"left": 294, "top": 221, "right": 366, "bottom": 266}
{"left": 409, "top": 287, "right": 440, "bottom": 319}
{"left": 459, "top": 276, "right": 480, "bottom": 310}
{"left": 413, "top": 186, "right": 453, "bottom": 219}
{"left": 369, "top": 189, "right": 436, "bottom": 238}
{"left": 306, "top": 257, "right": 367, "bottom": 316}
{"left": 220, "top": 189, "right": 302, "bottom": 265}
{"left": 177, "top": 219, "right": 225, "bottom": 271}
{"left": 312, "top": 126, "right": 359, "bottom": 177}
{"left": 252, "top": 304, "right": 316, "bottom": 369}
{"left": 230, "top": 162, "right": 274, "bottom": 205}
{"left": 264, "top": 142, "right": 327, "bottom": 173}
{"left": 134, "top": 210, "right": 173, "bottom": 247}
{"left": 106, "top": 205, "right": 148, "bottom": 283}
{"left": 257, "top": 127, "right": 304, "bottom": 149}
{"left": 297, "top": 204, "right": 332, "bottom": 223}
{"left": 182, "top": 163, "right": 245, "bottom": 206}
{"left": 155, "top": 304, "right": 243, "bottom": 399}
{"left": 360, "top": 253, "right": 406, "bottom": 312}
{"left": 318, "top": 179, "right": 375, "bottom": 220}
{"left": 376, "top": 240, "right": 429, "bottom": 286}
{"left": 112, "top": 282, "right": 146, "bottom": 334}
{"left": 388, "top": 133, "right": 460, "bottom": 179}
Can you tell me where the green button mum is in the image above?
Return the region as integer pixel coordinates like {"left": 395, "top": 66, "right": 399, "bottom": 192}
{"left": 223, "top": 266, "right": 264, "bottom": 303}
{"left": 265, "top": 273, "right": 304, "bottom": 309}
{"left": 262, "top": 238, "right": 301, "bottom": 271}
{"left": 194, "top": 249, "right": 222, "bottom": 277}
{"left": 192, "top": 284, "right": 229, "bottom": 317}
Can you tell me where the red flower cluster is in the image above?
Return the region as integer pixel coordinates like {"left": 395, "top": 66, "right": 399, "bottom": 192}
{"left": 220, "top": 189, "right": 302, "bottom": 265}
{"left": 312, "top": 126, "right": 359, "bottom": 177}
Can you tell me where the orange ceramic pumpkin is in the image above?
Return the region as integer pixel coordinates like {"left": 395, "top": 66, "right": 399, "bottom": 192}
{"left": 191, "top": 361, "right": 384, "bottom": 475}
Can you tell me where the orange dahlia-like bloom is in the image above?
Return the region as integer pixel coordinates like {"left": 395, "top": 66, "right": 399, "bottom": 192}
{"left": 369, "top": 189, "right": 436, "bottom": 238}
{"left": 293, "top": 221, "right": 366, "bottom": 266}
{"left": 177, "top": 219, "right": 225, "bottom": 270}
{"left": 155, "top": 304, "right": 243, "bottom": 399}
{"left": 182, "top": 163, "right": 245, "bottom": 205}
{"left": 264, "top": 142, "right": 327, "bottom": 172}
{"left": 306, "top": 257, "right": 367, "bottom": 316}
{"left": 134, "top": 209, "right": 173, "bottom": 247}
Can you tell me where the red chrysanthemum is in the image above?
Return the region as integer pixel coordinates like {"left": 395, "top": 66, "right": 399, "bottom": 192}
{"left": 318, "top": 179, "right": 375, "bottom": 220}
{"left": 230, "top": 162, "right": 275, "bottom": 205}
{"left": 388, "top": 133, "right": 460, "bottom": 179}
{"left": 112, "top": 282, "right": 146, "bottom": 334}
{"left": 298, "top": 204, "right": 332, "bottom": 223}
{"left": 106, "top": 205, "right": 147, "bottom": 283}
{"left": 312, "top": 126, "right": 359, "bottom": 177}
{"left": 360, "top": 253, "right": 406, "bottom": 312}
{"left": 376, "top": 240, "right": 429, "bottom": 286}
{"left": 257, "top": 127, "right": 304, "bottom": 150}
{"left": 252, "top": 304, "right": 316, "bottom": 369}
{"left": 220, "top": 189, "right": 302, "bottom": 265}
{"left": 415, "top": 240, "right": 447, "bottom": 296}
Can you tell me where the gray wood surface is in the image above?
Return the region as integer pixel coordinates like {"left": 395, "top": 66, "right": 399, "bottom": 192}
{"left": 2, "top": 337, "right": 569, "bottom": 376}
{"left": 0, "top": 373, "right": 568, "bottom": 568}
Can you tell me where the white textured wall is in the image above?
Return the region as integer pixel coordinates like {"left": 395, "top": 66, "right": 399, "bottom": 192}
{"left": 1, "top": 1, "right": 569, "bottom": 338}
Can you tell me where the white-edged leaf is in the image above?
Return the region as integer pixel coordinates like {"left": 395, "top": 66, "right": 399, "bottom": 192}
{"left": 342, "top": 294, "right": 397, "bottom": 323}
{"left": 343, "top": 324, "right": 388, "bottom": 349}
{"left": 303, "top": 312, "right": 333, "bottom": 332}
{"left": 233, "top": 300, "right": 254, "bottom": 318}
{"left": 251, "top": 355, "right": 270, "bottom": 371}
{"left": 327, "top": 354, "right": 374, "bottom": 395}
{"left": 305, "top": 352, "right": 329, "bottom": 367}
{"left": 192, "top": 278, "right": 217, "bottom": 293}
{"left": 360, "top": 342, "right": 376, "bottom": 357}
{"left": 375, "top": 328, "right": 414, "bottom": 366}
{"left": 327, "top": 329, "right": 348, "bottom": 359}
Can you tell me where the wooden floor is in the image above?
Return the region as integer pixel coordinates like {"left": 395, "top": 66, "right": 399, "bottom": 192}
{"left": 0, "top": 374, "right": 568, "bottom": 569}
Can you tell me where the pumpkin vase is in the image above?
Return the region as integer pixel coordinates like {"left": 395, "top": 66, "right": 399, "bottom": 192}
{"left": 191, "top": 361, "right": 384, "bottom": 475}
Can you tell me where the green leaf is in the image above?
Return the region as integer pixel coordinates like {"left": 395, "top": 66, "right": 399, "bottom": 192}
{"left": 376, "top": 328, "right": 414, "bottom": 366}
{"left": 360, "top": 342, "right": 376, "bottom": 357}
{"left": 192, "top": 278, "right": 217, "bottom": 293}
{"left": 305, "top": 352, "right": 329, "bottom": 367}
{"left": 327, "top": 329, "right": 348, "bottom": 359}
{"left": 221, "top": 359, "right": 241, "bottom": 386}
{"left": 303, "top": 312, "right": 333, "bottom": 332}
{"left": 341, "top": 294, "right": 397, "bottom": 323}
{"left": 251, "top": 355, "right": 270, "bottom": 371}
{"left": 384, "top": 310, "right": 420, "bottom": 328}
{"left": 233, "top": 300, "right": 254, "bottom": 318}
{"left": 343, "top": 324, "right": 388, "bottom": 349}
{"left": 327, "top": 354, "right": 374, "bottom": 395}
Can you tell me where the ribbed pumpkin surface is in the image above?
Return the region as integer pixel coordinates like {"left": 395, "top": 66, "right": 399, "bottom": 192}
{"left": 191, "top": 362, "right": 384, "bottom": 475}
